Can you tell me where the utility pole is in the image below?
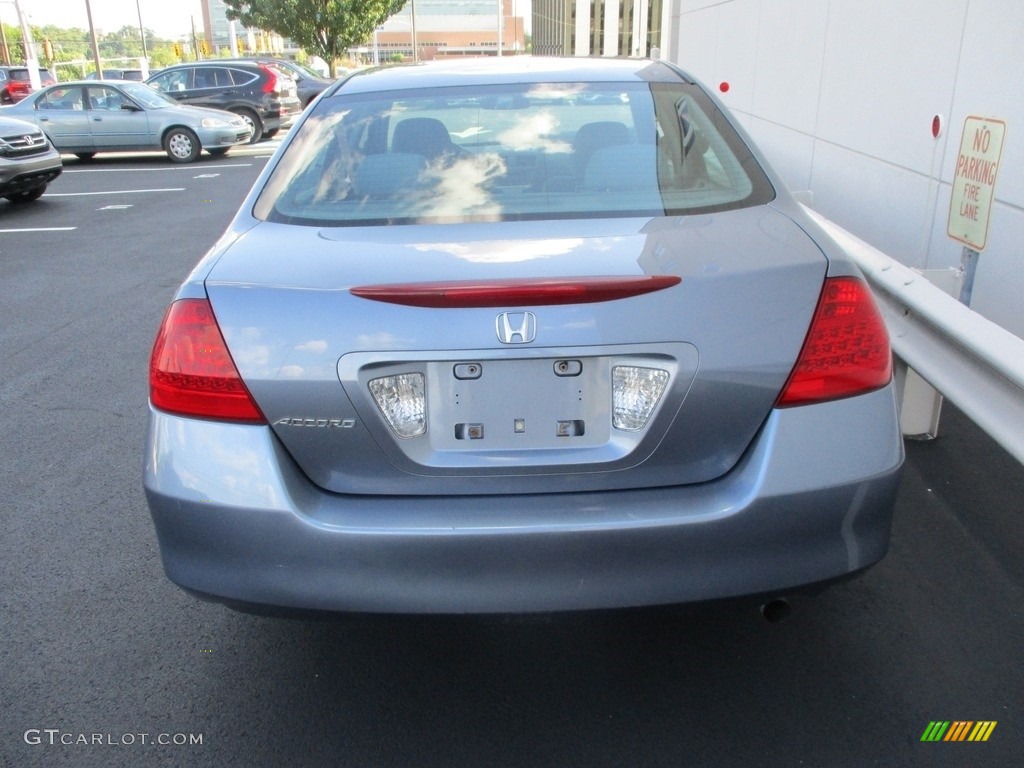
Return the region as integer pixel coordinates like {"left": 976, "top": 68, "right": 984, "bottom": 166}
{"left": 12, "top": 0, "right": 39, "bottom": 88}
{"left": 0, "top": 14, "right": 11, "bottom": 66}
{"left": 84, "top": 0, "right": 103, "bottom": 78}
{"left": 135, "top": 0, "right": 148, "bottom": 59}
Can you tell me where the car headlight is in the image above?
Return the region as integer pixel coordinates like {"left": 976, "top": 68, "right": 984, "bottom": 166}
{"left": 200, "top": 117, "right": 230, "bottom": 128}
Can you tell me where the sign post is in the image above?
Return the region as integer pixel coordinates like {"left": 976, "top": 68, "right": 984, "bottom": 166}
{"left": 946, "top": 115, "right": 1007, "bottom": 305}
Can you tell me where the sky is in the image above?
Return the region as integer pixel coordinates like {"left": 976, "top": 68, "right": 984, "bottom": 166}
{"left": 12, "top": 0, "right": 204, "bottom": 39}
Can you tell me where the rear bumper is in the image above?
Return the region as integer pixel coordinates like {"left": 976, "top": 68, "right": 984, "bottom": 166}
{"left": 144, "top": 386, "right": 904, "bottom": 613}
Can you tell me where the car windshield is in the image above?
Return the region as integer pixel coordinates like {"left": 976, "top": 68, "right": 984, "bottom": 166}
{"left": 254, "top": 80, "right": 775, "bottom": 227}
{"left": 286, "top": 61, "right": 323, "bottom": 79}
{"left": 120, "top": 82, "right": 178, "bottom": 109}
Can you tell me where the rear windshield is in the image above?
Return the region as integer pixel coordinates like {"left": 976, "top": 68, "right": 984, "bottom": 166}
{"left": 254, "top": 80, "right": 775, "bottom": 226}
{"left": 10, "top": 69, "right": 53, "bottom": 82}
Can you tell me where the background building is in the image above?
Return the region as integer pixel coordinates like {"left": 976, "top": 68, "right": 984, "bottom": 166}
{"left": 369, "top": 0, "right": 526, "bottom": 61}
{"left": 201, "top": 0, "right": 282, "bottom": 56}
{"left": 532, "top": 0, "right": 667, "bottom": 57}
{"left": 661, "top": 0, "right": 1024, "bottom": 340}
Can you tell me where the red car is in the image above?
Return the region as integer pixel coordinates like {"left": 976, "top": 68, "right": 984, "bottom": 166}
{"left": 0, "top": 66, "right": 57, "bottom": 103}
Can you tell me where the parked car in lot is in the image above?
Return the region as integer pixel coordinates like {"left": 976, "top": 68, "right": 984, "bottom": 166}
{"left": 0, "top": 114, "right": 62, "bottom": 202}
{"left": 216, "top": 56, "right": 337, "bottom": 108}
{"left": 0, "top": 66, "right": 56, "bottom": 103}
{"left": 146, "top": 61, "right": 301, "bottom": 143}
{"left": 145, "top": 57, "right": 904, "bottom": 616}
{"left": 3, "top": 80, "right": 253, "bottom": 162}
{"left": 84, "top": 68, "right": 146, "bottom": 81}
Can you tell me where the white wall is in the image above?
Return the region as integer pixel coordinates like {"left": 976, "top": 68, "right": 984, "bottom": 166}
{"left": 667, "top": 0, "right": 1024, "bottom": 338}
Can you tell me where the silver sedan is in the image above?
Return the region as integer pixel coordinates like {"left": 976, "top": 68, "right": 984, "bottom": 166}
{"left": 2, "top": 80, "right": 253, "bottom": 162}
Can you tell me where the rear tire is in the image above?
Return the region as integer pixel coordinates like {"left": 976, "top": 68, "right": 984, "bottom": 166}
{"left": 231, "top": 108, "right": 263, "bottom": 145}
{"left": 5, "top": 185, "right": 47, "bottom": 203}
{"left": 165, "top": 127, "right": 201, "bottom": 163}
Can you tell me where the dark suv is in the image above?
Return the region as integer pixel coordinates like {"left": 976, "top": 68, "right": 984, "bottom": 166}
{"left": 0, "top": 66, "right": 57, "bottom": 103}
{"left": 216, "top": 57, "right": 336, "bottom": 108}
{"left": 0, "top": 114, "right": 62, "bottom": 203}
{"left": 146, "top": 62, "right": 301, "bottom": 143}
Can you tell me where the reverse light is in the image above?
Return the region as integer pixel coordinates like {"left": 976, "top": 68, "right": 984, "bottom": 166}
{"left": 776, "top": 277, "right": 892, "bottom": 407}
{"left": 149, "top": 298, "right": 265, "bottom": 423}
{"left": 369, "top": 373, "right": 426, "bottom": 438}
{"left": 612, "top": 366, "right": 669, "bottom": 431}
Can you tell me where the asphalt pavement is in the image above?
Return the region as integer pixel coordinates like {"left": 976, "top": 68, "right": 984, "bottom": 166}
{"left": 1, "top": 147, "right": 1022, "bottom": 767}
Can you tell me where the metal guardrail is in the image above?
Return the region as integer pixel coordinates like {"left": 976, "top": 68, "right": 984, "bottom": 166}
{"left": 804, "top": 207, "right": 1024, "bottom": 465}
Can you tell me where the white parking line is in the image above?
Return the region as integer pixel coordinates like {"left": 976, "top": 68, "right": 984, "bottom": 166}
{"left": 63, "top": 164, "right": 253, "bottom": 173}
{"left": 44, "top": 188, "right": 186, "bottom": 196}
{"left": 0, "top": 227, "right": 78, "bottom": 233}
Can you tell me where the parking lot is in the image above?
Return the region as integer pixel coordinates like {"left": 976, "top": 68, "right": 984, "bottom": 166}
{"left": 2, "top": 145, "right": 1022, "bottom": 767}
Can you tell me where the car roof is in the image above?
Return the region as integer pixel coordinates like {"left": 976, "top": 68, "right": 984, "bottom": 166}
{"left": 157, "top": 61, "right": 265, "bottom": 71}
{"left": 337, "top": 57, "right": 692, "bottom": 94}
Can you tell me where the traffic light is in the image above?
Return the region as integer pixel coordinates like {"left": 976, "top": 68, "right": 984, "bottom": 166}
{"left": 42, "top": 40, "right": 54, "bottom": 60}
{"left": 200, "top": 40, "right": 209, "bottom": 56}
{"left": 173, "top": 43, "right": 182, "bottom": 58}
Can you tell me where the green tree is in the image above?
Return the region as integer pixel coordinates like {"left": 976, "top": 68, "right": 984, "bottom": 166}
{"left": 223, "top": 0, "right": 406, "bottom": 77}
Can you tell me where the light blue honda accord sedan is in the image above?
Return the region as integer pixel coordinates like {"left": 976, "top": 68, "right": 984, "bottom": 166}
{"left": 144, "top": 57, "right": 903, "bottom": 615}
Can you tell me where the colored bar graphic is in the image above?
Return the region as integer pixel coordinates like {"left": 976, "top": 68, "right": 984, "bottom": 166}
{"left": 968, "top": 721, "right": 997, "bottom": 742}
{"left": 921, "top": 721, "right": 950, "bottom": 742}
{"left": 945, "top": 721, "right": 973, "bottom": 741}
{"left": 921, "top": 720, "right": 996, "bottom": 742}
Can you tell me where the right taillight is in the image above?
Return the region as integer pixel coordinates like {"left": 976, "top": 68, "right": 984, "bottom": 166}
{"left": 259, "top": 65, "right": 277, "bottom": 94}
{"left": 149, "top": 298, "right": 265, "bottom": 423}
{"left": 776, "top": 277, "right": 892, "bottom": 407}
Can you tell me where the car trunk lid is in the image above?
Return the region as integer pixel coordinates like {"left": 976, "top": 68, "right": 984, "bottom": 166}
{"left": 205, "top": 206, "right": 826, "bottom": 495}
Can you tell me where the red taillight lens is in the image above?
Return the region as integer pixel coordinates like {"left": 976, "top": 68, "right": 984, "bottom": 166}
{"left": 149, "top": 298, "right": 265, "bottom": 423}
{"left": 259, "top": 65, "right": 277, "bottom": 94}
{"left": 351, "top": 276, "right": 681, "bottom": 308}
{"left": 776, "top": 277, "right": 892, "bottom": 407}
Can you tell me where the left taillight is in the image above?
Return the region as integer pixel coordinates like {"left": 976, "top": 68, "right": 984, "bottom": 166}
{"left": 149, "top": 298, "right": 265, "bottom": 423}
{"left": 776, "top": 277, "right": 892, "bottom": 407}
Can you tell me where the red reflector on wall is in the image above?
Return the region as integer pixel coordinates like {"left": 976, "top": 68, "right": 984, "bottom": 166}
{"left": 776, "top": 277, "right": 892, "bottom": 407}
{"left": 149, "top": 298, "right": 265, "bottom": 423}
{"left": 350, "top": 275, "right": 681, "bottom": 308}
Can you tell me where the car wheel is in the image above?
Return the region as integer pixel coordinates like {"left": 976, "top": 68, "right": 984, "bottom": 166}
{"left": 75, "top": 152, "right": 96, "bottom": 161}
{"left": 231, "top": 109, "right": 263, "bottom": 145}
{"left": 262, "top": 128, "right": 280, "bottom": 140}
{"left": 4, "top": 185, "right": 47, "bottom": 203}
{"left": 165, "top": 127, "right": 201, "bottom": 163}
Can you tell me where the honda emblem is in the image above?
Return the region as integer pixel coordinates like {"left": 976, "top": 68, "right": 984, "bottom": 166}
{"left": 495, "top": 312, "right": 537, "bottom": 344}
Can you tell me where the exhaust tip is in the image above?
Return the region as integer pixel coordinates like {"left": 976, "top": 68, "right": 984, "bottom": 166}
{"left": 760, "top": 598, "right": 791, "bottom": 623}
